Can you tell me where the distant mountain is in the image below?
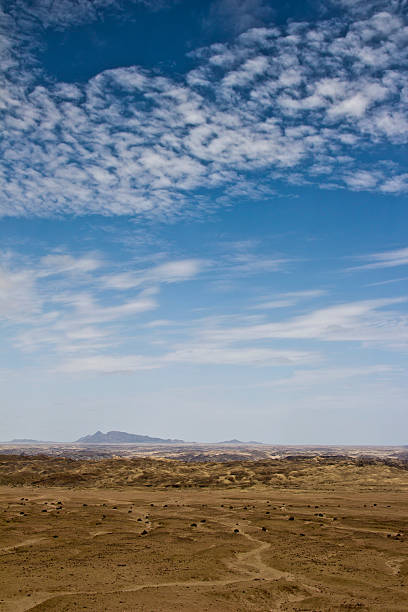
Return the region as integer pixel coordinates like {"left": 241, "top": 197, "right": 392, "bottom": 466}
{"left": 10, "top": 438, "right": 44, "bottom": 443}
{"left": 76, "top": 430, "right": 184, "bottom": 444}
{"left": 218, "top": 439, "right": 263, "bottom": 445}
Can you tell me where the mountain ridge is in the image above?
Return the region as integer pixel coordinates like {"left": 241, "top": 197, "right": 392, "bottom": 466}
{"left": 76, "top": 430, "right": 185, "bottom": 444}
{"left": 10, "top": 438, "right": 45, "bottom": 443}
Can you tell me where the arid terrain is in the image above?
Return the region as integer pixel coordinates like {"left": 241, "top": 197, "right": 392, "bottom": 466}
{"left": 1, "top": 442, "right": 408, "bottom": 462}
{"left": 1, "top": 451, "right": 408, "bottom": 611}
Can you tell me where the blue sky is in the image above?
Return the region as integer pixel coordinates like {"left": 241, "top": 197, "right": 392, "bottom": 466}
{"left": 0, "top": 0, "right": 407, "bottom": 443}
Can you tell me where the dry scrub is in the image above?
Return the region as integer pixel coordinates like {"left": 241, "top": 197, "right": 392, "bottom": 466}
{"left": 1, "top": 454, "right": 408, "bottom": 491}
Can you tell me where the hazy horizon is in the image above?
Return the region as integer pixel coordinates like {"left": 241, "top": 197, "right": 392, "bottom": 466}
{"left": 1, "top": 0, "right": 407, "bottom": 444}
{"left": 3, "top": 428, "right": 408, "bottom": 447}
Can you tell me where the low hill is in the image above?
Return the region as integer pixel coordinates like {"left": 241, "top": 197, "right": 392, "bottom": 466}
{"left": 218, "top": 439, "right": 263, "bottom": 445}
{"left": 10, "top": 439, "right": 44, "bottom": 443}
{"left": 76, "top": 430, "right": 184, "bottom": 444}
{"left": 0, "top": 454, "right": 408, "bottom": 490}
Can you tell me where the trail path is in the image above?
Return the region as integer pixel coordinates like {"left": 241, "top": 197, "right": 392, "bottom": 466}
{"left": 0, "top": 537, "right": 48, "bottom": 555}
{"left": 3, "top": 514, "right": 317, "bottom": 612}
{"left": 330, "top": 524, "right": 399, "bottom": 536}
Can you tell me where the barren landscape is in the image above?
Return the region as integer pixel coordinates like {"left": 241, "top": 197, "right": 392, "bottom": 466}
{"left": 2, "top": 0, "right": 407, "bottom": 609}
{"left": 1, "top": 450, "right": 408, "bottom": 611}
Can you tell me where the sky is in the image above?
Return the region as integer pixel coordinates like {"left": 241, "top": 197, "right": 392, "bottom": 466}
{"left": 0, "top": 0, "right": 407, "bottom": 444}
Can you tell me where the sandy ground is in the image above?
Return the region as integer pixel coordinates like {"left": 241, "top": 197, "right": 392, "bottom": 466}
{"left": 1, "top": 484, "right": 407, "bottom": 611}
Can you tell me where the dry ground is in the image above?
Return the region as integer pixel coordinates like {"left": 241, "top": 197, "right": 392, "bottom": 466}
{"left": 0, "top": 455, "right": 408, "bottom": 611}
{"left": 1, "top": 453, "right": 408, "bottom": 490}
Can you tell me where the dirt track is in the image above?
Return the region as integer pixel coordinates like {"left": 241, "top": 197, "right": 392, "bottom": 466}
{"left": 1, "top": 483, "right": 408, "bottom": 611}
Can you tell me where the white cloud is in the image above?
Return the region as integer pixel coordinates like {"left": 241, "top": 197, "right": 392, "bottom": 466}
{"left": 0, "top": 5, "right": 407, "bottom": 218}
{"left": 280, "top": 290, "right": 327, "bottom": 299}
{"left": 206, "top": 0, "right": 274, "bottom": 35}
{"left": 145, "top": 319, "right": 173, "bottom": 328}
{"left": 252, "top": 289, "right": 327, "bottom": 309}
{"left": 59, "top": 354, "right": 159, "bottom": 374}
{"left": 251, "top": 299, "right": 295, "bottom": 309}
{"left": 0, "top": 266, "right": 40, "bottom": 321}
{"left": 103, "top": 259, "right": 205, "bottom": 289}
{"left": 0, "top": 251, "right": 206, "bottom": 358}
{"left": 353, "top": 246, "right": 408, "bottom": 269}
{"left": 380, "top": 173, "right": 408, "bottom": 194}
{"left": 201, "top": 298, "right": 408, "bottom": 346}
{"left": 163, "top": 344, "right": 315, "bottom": 366}
{"left": 2, "top": 247, "right": 408, "bottom": 379}
{"left": 38, "top": 253, "right": 102, "bottom": 277}
{"left": 58, "top": 344, "right": 318, "bottom": 373}
{"left": 222, "top": 253, "right": 289, "bottom": 274}
{"left": 366, "top": 276, "right": 408, "bottom": 286}
{"left": 264, "top": 364, "right": 400, "bottom": 388}
{"left": 343, "top": 170, "right": 380, "bottom": 190}
{"left": 53, "top": 294, "right": 408, "bottom": 374}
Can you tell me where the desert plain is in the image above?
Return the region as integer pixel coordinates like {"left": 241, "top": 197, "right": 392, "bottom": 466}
{"left": 0, "top": 447, "right": 408, "bottom": 611}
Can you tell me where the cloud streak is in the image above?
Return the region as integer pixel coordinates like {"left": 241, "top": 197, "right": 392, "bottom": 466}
{"left": 59, "top": 345, "right": 317, "bottom": 374}
{"left": 1, "top": 247, "right": 408, "bottom": 381}
{"left": 352, "top": 247, "right": 408, "bottom": 270}
{"left": 199, "top": 298, "right": 408, "bottom": 345}
{"left": 0, "top": 250, "right": 204, "bottom": 357}
{"left": 102, "top": 259, "right": 207, "bottom": 289}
